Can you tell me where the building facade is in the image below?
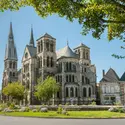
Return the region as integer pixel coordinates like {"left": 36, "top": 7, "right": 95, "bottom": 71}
{"left": 99, "top": 68, "right": 121, "bottom": 105}
{"left": 2, "top": 23, "right": 97, "bottom": 105}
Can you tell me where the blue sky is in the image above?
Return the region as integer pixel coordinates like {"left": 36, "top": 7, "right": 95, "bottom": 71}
{"left": 0, "top": 7, "right": 125, "bottom": 89}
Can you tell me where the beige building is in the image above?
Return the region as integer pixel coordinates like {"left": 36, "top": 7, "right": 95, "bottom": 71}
{"left": 2, "top": 23, "right": 97, "bottom": 105}
{"left": 99, "top": 68, "right": 121, "bottom": 105}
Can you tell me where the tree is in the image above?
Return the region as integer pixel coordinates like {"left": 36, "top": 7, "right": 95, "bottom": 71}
{"left": 1, "top": 0, "right": 125, "bottom": 57}
{"left": 34, "top": 76, "right": 60, "bottom": 104}
{"left": 2, "top": 82, "right": 25, "bottom": 103}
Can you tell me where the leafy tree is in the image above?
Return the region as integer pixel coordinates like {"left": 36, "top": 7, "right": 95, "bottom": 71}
{"left": 34, "top": 76, "right": 60, "bottom": 104}
{"left": 2, "top": 82, "right": 25, "bottom": 103}
{"left": 0, "top": 0, "right": 125, "bottom": 57}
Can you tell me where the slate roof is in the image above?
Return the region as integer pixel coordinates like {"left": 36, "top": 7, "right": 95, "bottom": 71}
{"left": 26, "top": 45, "right": 36, "bottom": 57}
{"left": 74, "top": 43, "right": 90, "bottom": 50}
{"left": 120, "top": 72, "right": 125, "bottom": 81}
{"left": 100, "top": 68, "right": 119, "bottom": 82}
{"left": 56, "top": 45, "right": 78, "bottom": 59}
{"left": 36, "top": 33, "right": 56, "bottom": 41}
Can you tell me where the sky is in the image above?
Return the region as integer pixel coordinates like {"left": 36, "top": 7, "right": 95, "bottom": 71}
{"left": 0, "top": 7, "right": 125, "bottom": 89}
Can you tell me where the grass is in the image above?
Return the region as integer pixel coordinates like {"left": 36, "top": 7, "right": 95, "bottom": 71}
{"left": 0, "top": 111, "right": 125, "bottom": 118}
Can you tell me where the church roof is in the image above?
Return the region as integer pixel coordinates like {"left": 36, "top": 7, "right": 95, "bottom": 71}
{"left": 74, "top": 43, "right": 90, "bottom": 50}
{"left": 100, "top": 68, "right": 119, "bottom": 82}
{"left": 56, "top": 45, "right": 78, "bottom": 59}
{"left": 5, "top": 22, "right": 18, "bottom": 61}
{"left": 26, "top": 45, "right": 36, "bottom": 57}
{"left": 36, "top": 33, "right": 56, "bottom": 41}
{"left": 120, "top": 72, "right": 125, "bottom": 81}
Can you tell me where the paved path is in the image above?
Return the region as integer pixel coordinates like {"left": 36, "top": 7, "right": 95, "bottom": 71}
{"left": 0, "top": 116, "right": 125, "bottom": 125}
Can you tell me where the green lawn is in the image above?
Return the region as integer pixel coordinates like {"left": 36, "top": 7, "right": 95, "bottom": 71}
{"left": 0, "top": 111, "right": 125, "bottom": 118}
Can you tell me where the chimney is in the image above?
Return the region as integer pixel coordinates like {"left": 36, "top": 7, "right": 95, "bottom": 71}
{"left": 103, "top": 70, "right": 105, "bottom": 77}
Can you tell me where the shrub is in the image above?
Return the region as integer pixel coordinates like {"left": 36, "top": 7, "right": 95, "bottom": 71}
{"left": 118, "top": 108, "right": 125, "bottom": 113}
{"left": 25, "top": 107, "right": 30, "bottom": 112}
{"left": 90, "top": 101, "right": 96, "bottom": 105}
{"left": 114, "top": 102, "right": 122, "bottom": 106}
{"left": 7, "top": 102, "right": 11, "bottom": 107}
{"left": 57, "top": 105, "right": 63, "bottom": 114}
{"left": 9, "top": 103, "right": 15, "bottom": 109}
{"left": 0, "top": 103, "right": 8, "bottom": 110}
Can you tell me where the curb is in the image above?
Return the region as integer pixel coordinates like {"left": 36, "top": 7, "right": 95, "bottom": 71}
{"left": 1, "top": 115, "right": 125, "bottom": 119}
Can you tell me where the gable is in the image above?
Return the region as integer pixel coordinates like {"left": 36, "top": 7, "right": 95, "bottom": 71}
{"left": 22, "top": 46, "right": 31, "bottom": 62}
{"left": 100, "top": 68, "right": 119, "bottom": 82}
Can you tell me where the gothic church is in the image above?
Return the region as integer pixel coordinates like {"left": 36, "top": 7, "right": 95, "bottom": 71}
{"left": 2, "top": 23, "right": 97, "bottom": 105}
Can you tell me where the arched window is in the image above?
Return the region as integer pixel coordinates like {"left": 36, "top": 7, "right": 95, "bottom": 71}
{"left": 13, "top": 72, "right": 15, "bottom": 77}
{"left": 37, "top": 57, "right": 40, "bottom": 68}
{"left": 86, "top": 52, "right": 88, "bottom": 59}
{"left": 26, "top": 80, "right": 30, "bottom": 89}
{"left": 75, "top": 87, "right": 78, "bottom": 97}
{"left": 57, "top": 92, "right": 60, "bottom": 98}
{"left": 72, "top": 75, "right": 75, "bottom": 82}
{"left": 47, "top": 56, "right": 49, "bottom": 67}
{"left": 89, "top": 87, "right": 91, "bottom": 97}
{"left": 40, "top": 57, "right": 42, "bottom": 68}
{"left": 51, "top": 57, "right": 53, "bottom": 67}
{"left": 66, "top": 88, "right": 69, "bottom": 97}
{"left": 66, "top": 75, "right": 68, "bottom": 82}
{"left": 73, "top": 64, "right": 76, "bottom": 72}
{"left": 70, "top": 87, "right": 74, "bottom": 97}
{"left": 41, "top": 42, "right": 43, "bottom": 52}
{"left": 25, "top": 52, "right": 28, "bottom": 58}
{"left": 38, "top": 43, "right": 40, "bottom": 53}
{"left": 66, "top": 62, "right": 68, "bottom": 71}
{"left": 13, "top": 62, "right": 15, "bottom": 69}
{"left": 69, "top": 75, "right": 71, "bottom": 82}
{"left": 83, "top": 88, "right": 87, "bottom": 97}
{"left": 50, "top": 44, "right": 53, "bottom": 52}
{"left": 69, "top": 62, "right": 72, "bottom": 71}
{"left": 46, "top": 42, "right": 49, "bottom": 51}
{"left": 9, "top": 61, "right": 12, "bottom": 68}
{"left": 10, "top": 72, "right": 12, "bottom": 77}
{"left": 82, "top": 76, "right": 84, "bottom": 83}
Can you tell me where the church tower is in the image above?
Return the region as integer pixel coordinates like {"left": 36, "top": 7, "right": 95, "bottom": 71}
{"left": 36, "top": 33, "right": 57, "bottom": 81}
{"left": 2, "top": 22, "right": 18, "bottom": 101}
{"left": 74, "top": 43, "right": 91, "bottom": 66}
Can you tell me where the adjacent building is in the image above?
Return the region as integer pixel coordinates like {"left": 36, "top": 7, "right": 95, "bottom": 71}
{"left": 99, "top": 68, "right": 121, "bottom": 105}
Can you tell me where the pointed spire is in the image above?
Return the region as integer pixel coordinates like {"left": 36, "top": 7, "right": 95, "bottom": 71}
{"left": 9, "top": 22, "right": 13, "bottom": 39}
{"left": 29, "top": 25, "right": 35, "bottom": 47}
{"left": 5, "top": 22, "right": 18, "bottom": 61}
{"left": 67, "top": 39, "right": 69, "bottom": 46}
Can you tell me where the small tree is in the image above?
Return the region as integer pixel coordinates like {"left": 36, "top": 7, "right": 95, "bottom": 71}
{"left": 2, "top": 82, "right": 25, "bottom": 104}
{"left": 34, "top": 76, "right": 60, "bottom": 104}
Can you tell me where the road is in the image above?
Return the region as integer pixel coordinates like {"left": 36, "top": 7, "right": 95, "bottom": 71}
{"left": 0, "top": 116, "right": 125, "bottom": 125}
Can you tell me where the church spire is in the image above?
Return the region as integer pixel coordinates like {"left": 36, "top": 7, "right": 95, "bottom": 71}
{"left": 9, "top": 22, "right": 13, "bottom": 39}
{"left": 29, "top": 26, "right": 35, "bottom": 47}
{"left": 4, "top": 22, "right": 18, "bottom": 60}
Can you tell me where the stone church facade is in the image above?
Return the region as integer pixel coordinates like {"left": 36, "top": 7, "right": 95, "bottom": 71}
{"left": 2, "top": 23, "right": 97, "bottom": 105}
